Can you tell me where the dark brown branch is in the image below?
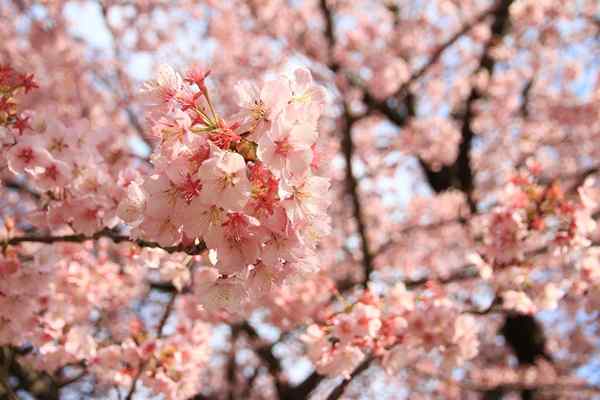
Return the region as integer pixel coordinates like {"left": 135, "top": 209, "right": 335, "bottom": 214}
{"left": 0, "top": 347, "right": 18, "bottom": 400}
{"left": 420, "top": 0, "right": 514, "bottom": 208}
{"left": 240, "top": 366, "right": 260, "bottom": 399}
{"left": 157, "top": 292, "right": 176, "bottom": 337}
{"left": 449, "top": 0, "right": 514, "bottom": 211}
{"left": 403, "top": 265, "right": 479, "bottom": 289}
{"left": 340, "top": 108, "right": 374, "bottom": 287}
{"left": 362, "top": 0, "right": 515, "bottom": 213}
{"left": 96, "top": 0, "right": 154, "bottom": 153}
{"left": 237, "top": 321, "right": 327, "bottom": 400}
{"left": 319, "top": 0, "right": 339, "bottom": 71}
{"left": 2, "top": 178, "right": 41, "bottom": 200}
{"left": 319, "top": 0, "right": 374, "bottom": 288}
{"left": 362, "top": 2, "right": 501, "bottom": 122}
{"left": 56, "top": 369, "right": 87, "bottom": 388}
{"left": 520, "top": 78, "right": 534, "bottom": 118}
{"left": 4, "top": 346, "right": 59, "bottom": 399}
{"left": 226, "top": 328, "right": 239, "bottom": 400}
{"left": 126, "top": 289, "right": 177, "bottom": 400}
{"left": 373, "top": 217, "right": 466, "bottom": 258}
{"left": 409, "top": 364, "right": 600, "bottom": 396}
{"left": 236, "top": 322, "right": 285, "bottom": 389}
{"left": 325, "top": 357, "right": 372, "bottom": 400}
{"left": 393, "top": 3, "right": 500, "bottom": 100}
{"left": 566, "top": 164, "right": 599, "bottom": 193}
{"left": 284, "top": 371, "right": 324, "bottom": 400}
{"left": 4, "top": 227, "right": 207, "bottom": 256}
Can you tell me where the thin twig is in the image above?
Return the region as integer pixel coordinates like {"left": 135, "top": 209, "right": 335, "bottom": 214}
{"left": 5, "top": 227, "right": 207, "bottom": 255}
{"left": 326, "top": 357, "right": 373, "bottom": 400}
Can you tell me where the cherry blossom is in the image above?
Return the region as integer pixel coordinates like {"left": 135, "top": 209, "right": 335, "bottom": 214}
{"left": 1, "top": 1, "right": 600, "bottom": 399}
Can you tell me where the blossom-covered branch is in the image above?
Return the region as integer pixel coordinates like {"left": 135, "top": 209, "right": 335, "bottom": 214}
{"left": 4, "top": 228, "right": 207, "bottom": 255}
{"left": 2, "top": 1, "right": 600, "bottom": 399}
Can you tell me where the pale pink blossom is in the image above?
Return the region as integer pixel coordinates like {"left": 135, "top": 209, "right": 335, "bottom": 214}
{"left": 233, "top": 77, "right": 290, "bottom": 136}
{"left": 257, "top": 115, "right": 316, "bottom": 181}
{"left": 502, "top": 290, "right": 536, "bottom": 314}
{"left": 117, "top": 181, "right": 147, "bottom": 225}
{"left": 197, "top": 147, "right": 251, "bottom": 211}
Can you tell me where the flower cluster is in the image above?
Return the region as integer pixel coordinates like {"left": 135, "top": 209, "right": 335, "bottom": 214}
{"left": 119, "top": 65, "right": 331, "bottom": 312}
{"left": 402, "top": 117, "right": 461, "bottom": 171}
{"left": 0, "top": 64, "right": 38, "bottom": 134}
{"left": 90, "top": 321, "right": 210, "bottom": 400}
{"left": 2, "top": 66, "right": 139, "bottom": 237}
{"left": 303, "top": 287, "right": 479, "bottom": 378}
{"left": 470, "top": 169, "right": 597, "bottom": 314}
{"left": 482, "top": 173, "right": 596, "bottom": 268}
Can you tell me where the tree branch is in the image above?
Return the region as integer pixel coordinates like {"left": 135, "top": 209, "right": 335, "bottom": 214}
{"left": 4, "top": 227, "right": 207, "bottom": 255}
{"left": 362, "top": 1, "right": 501, "bottom": 121}
{"left": 340, "top": 108, "right": 374, "bottom": 287}
{"left": 2, "top": 178, "right": 41, "bottom": 200}
{"left": 325, "top": 357, "right": 372, "bottom": 400}
{"left": 126, "top": 289, "right": 178, "bottom": 400}
{"left": 236, "top": 321, "right": 290, "bottom": 397}
{"left": 373, "top": 217, "right": 466, "bottom": 258}
{"left": 318, "top": 0, "right": 374, "bottom": 288}
{"left": 96, "top": 0, "right": 154, "bottom": 153}
{"left": 387, "top": 3, "right": 500, "bottom": 103}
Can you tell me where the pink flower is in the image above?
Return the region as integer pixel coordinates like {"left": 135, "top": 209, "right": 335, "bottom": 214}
{"left": 233, "top": 77, "right": 290, "bottom": 136}
{"left": 178, "top": 204, "right": 223, "bottom": 244}
{"left": 34, "top": 157, "right": 71, "bottom": 190}
{"left": 197, "top": 276, "right": 247, "bottom": 313}
{"left": 137, "top": 174, "right": 184, "bottom": 245}
{"left": 197, "top": 147, "right": 251, "bottom": 212}
{"left": 502, "top": 290, "right": 536, "bottom": 314}
{"left": 452, "top": 315, "right": 479, "bottom": 360}
{"left": 184, "top": 64, "right": 210, "bottom": 93}
{"left": 333, "top": 303, "right": 381, "bottom": 344}
{"left": 539, "top": 283, "right": 563, "bottom": 310}
{"left": 65, "top": 326, "right": 97, "bottom": 358}
{"left": 142, "top": 174, "right": 183, "bottom": 216}
{"left": 261, "top": 207, "right": 305, "bottom": 266}
{"left": 485, "top": 209, "right": 527, "bottom": 266}
{"left": 117, "top": 181, "right": 147, "bottom": 225}
{"left": 0, "top": 258, "right": 20, "bottom": 275}
{"left": 248, "top": 262, "right": 277, "bottom": 296}
{"left": 42, "top": 118, "right": 76, "bottom": 158}
{"left": 7, "top": 137, "right": 52, "bottom": 174}
{"left": 142, "top": 64, "right": 184, "bottom": 111}
{"left": 151, "top": 109, "right": 192, "bottom": 149}
{"left": 213, "top": 212, "right": 263, "bottom": 274}
{"left": 386, "top": 283, "right": 415, "bottom": 312}
{"left": 303, "top": 321, "right": 367, "bottom": 379}
{"left": 257, "top": 115, "right": 316, "bottom": 181}
{"left": 138, "top": 216, "right": 181, "bottom": 247}
{"left": 287, "top": 67, "right": 327, "bottom": 124}
{"left": 282, "top": 176, "right": 331, "bottom": 224}
{"left": 303, "top": 324, "right": 331, "bottom": 361}
{"left": 70, "top": 196, "right": 105, "bottom": 236}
